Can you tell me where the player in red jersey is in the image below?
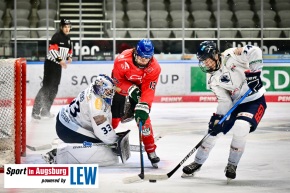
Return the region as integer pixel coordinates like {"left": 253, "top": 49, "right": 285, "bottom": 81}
{"left": 111, "top": 39, "right": 161, "bottom": 168}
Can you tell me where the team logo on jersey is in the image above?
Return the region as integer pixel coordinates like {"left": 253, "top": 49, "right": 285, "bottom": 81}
{"left": 220, "top": 72, "right": 231, "bottom": 83}
{"left": 144, "top": 66, "right": 153, "bottom": 73}
{"left": 128, "top": 75, "right": 143, "bottom": 82}
{"left": 149, "top": 81, "right": 157, "bottom": 90}
{"left": 94, "top": 98, "right": 103, "bottom": 110}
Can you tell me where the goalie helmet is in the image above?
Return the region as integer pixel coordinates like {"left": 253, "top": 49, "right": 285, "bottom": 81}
{"left": 197, "top": 41, "right": 221, "bottom": 73}
{"left": 92, "top": 74, "right": 116, "bottom": 105}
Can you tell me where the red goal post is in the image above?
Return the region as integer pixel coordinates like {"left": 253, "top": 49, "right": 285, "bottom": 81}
{"left": 0, "top": 58, "right": 26, "bottom": 173}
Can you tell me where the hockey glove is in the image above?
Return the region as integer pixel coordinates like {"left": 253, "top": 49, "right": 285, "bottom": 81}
{"left": 244, "top": 70, "right": 262, "bottom": 92}
{"left": 128, "top": 85, "right": 141, "bottom": 103}
{"left": 208, "top": 113, "right": 224, "bottom": 136}
{"left": 134, "top": 102, "right": 149, "bottom": 124}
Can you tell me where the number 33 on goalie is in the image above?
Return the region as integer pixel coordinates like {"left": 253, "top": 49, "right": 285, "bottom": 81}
{"left": 44, "top": 74, "right": 131, "bottom": 165}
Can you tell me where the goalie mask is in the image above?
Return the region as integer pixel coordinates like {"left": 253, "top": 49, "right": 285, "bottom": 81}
{"left": 92, "top": 74, "right": 116, "bottom": 105}
{"left": 134, "top": 39, "right": 154, "bottom": 69}
{"left": 197, "top": 41, "right": 221, "bottom": 74}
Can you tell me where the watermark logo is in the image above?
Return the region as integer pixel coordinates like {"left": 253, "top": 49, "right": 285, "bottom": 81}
{"left": 4, "top": 164, "right": 99, "bottom": 188}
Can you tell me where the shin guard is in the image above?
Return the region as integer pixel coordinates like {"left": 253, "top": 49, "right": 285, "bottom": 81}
{"left": 141, "top": 118, "right": 156, "bottom": 153}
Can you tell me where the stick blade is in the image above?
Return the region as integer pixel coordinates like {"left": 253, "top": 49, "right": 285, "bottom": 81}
{"left": 26, "top": 144, "right": 52, "bottom": 151}
{"left": 144, "top": 174, "right": 169, "bottom": 181}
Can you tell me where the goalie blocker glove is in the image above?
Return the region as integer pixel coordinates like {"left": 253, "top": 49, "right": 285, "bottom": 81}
{"left": 134, "top": 102, "right": 149, "bottom": 124}
{"left": 128, "top": 85, "right": 141, "bottom": 103}
{"left": 244, "top": 70, "right": 262, "bottom": 92}
{"left": 113, "top": 130, "right": 131, "bottom": 163}
{"left": 208, "top": 113, "right": 225, "bottom": 136}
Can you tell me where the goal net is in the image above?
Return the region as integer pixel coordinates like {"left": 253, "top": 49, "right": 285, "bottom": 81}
{"left": 0, "top": 58, "right": 26, "bottom": 173}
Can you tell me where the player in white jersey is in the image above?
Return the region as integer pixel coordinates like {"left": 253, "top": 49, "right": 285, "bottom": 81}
{"left": 43, "top": 74, "right": 131, "bottom": 166}
{"left": 182, "top": 41, "right": 267, "bottom": 181}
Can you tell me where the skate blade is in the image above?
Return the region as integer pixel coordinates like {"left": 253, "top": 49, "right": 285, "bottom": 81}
{"left": 41, "top": 115, "right": 55, "bottom": 120}
{"left": 151, "top": 163, "right": 158, "bottom": 168}
{"left": 181, "top": 173, "right": 195, "bottom": 178}
{"left": 41, "top": 154, "right": 52, "bottom": 164}
{"left": 31, "top": 118, "right": 40, "bottom": 123}
{"left": 226, "top": 178, "right": 233, "bottom": 184}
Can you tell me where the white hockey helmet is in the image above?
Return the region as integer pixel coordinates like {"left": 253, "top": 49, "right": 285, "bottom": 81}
{"left": 92, "top": 74, "right": 116, "bottom": 105}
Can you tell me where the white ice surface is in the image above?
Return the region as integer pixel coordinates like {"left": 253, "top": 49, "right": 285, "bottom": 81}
{"left": 1, "top": 102, "right": 290, "bottom": 193}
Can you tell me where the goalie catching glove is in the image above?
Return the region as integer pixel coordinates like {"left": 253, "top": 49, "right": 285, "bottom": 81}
{"left": 208, "top": 113, "right": 225, "bottom": 136}
{"left": 134, "top": 102, "right": 149, "bottom": 124}
{"left": 244, "top": 70, "right": 262, "bottom": 92}
{"left": 128, "top": 85, "right": 141, "bottom": 103}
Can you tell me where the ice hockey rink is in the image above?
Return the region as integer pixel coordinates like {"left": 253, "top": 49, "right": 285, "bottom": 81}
{"left": 1, "top": 102, "right": 290, "bottom": 193}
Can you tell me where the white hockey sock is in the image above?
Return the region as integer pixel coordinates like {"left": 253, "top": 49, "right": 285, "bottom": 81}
{"left": 195, "top": 135, "right": 218, "bottom": 164}
{"left": 228, "top": 120, "right": 251, "bottom": 166}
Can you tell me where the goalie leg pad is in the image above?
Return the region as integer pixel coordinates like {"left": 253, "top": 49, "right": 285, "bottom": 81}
{"left": 56, "top": 140, "right": 118, "bottom": 166}
{"left": 115, "top": 130, "right": 131, "bottom": 163}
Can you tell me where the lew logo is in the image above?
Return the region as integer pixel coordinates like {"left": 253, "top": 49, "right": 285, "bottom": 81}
{"left": 70, "top": 166, "right": 98, "bottom": 185}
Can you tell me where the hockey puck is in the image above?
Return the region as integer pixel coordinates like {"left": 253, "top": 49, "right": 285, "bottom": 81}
{"left": 149, "top": 180, "right": 157, "bottom": 183}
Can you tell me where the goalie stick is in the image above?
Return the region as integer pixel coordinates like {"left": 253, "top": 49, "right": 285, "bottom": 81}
{"left": 27, "top": 132, "right": 164, "bottom": 152}
{"left": 27, "top": 142, "right": 144, "bottom": 152}
{"left": 123, "top": 89, "right": 252, "bottom": 184}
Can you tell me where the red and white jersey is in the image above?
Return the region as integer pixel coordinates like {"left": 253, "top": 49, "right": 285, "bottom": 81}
{"left": 209, "top": 45, "right": 266, "bottom": 115}
{"left": 58, "top": 84, "right": 117, "bottom": 144}
{"left": 112, "top": 49, "right": 161, "bottom": 108}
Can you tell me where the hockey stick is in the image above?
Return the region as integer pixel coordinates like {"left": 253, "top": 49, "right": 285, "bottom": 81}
{"left": 26, "top": 144, "right": 53, "bottom": 151}
{"left": 26, "top": 133, "right": 164, "bottom": 152}
{"left": 27, "top": 142, "right": 145, "bottom": 152}
{"left": 137, "top": 121, "right": 145, "bottom": 179}
{"left": 123, "top": 89, "right": 252, "bottom": 183}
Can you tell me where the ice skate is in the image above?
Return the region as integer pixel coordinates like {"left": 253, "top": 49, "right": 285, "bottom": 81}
{"left": 225, "top": 163, "right": 237, "bottom": 183}
{"left": 42, "top": 149, "right": 57, "bottom": 164}
{"left": 147, "top": 151, "right": 160, "bottom": 168}
{"left": 181, "top": 162, "right": 202, "bottom": 178}
{"left": 41, "top": 112, "right": 55, "bottom": 119}
{"left": 31, "top": 113, "right": 41, "bottom": 120}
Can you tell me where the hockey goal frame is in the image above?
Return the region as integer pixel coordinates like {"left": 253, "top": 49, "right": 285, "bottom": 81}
{"left": 0, "top": 58, "right": 26, "bottom": 173}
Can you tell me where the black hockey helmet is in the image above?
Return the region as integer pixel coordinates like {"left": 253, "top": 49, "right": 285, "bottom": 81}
{"left": 196, "top": 41, "right": 221, "bottom": 73}
{"left": 60, "top": 19, "right": 71, "bottom": 27}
